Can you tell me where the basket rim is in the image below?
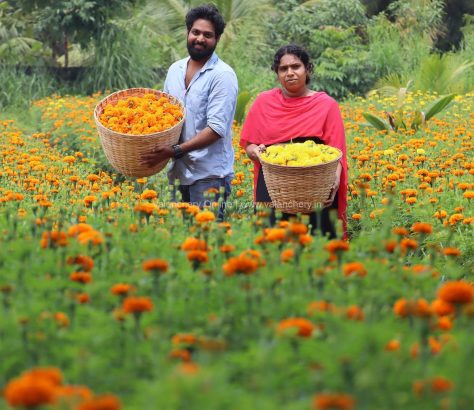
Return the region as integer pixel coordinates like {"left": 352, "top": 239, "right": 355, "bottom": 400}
{"left": 93, "top": 87, "right": 185, "bottom": 139}
{"left": 259, "top": 145, "right": 342, "bottom": 170}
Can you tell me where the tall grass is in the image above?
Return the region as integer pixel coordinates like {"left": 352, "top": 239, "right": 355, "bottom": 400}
{"left": 0, "top": 65, "right": 58, "bottom": 110}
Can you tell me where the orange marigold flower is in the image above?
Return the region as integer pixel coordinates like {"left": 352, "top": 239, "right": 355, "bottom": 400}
{"left": 140, "top": 189, "right": 157, "bottom": 200}
{"left": 342, "top": 262, "right": 367, "bottom": 277}
{"left": 4, "top": 376, "right": 57, "bottom": 408}
{"left": 40, "top": 231, "right": 68, "bottom": 249}
{"left": 169, "top": 349, "right": 192, "bottom": 362}
{"left": 307, "top": 300, "right": 335, "bottom": 315}
{"left": 385, "top": 339, "right": 401, "bottom": 351}
{"left": 69, "top": 272, "right": 92, "bottom": 284}
{"left": 437, "top": 281, "right": 473, "bottom": 305}
{"left": 288, "top": 222, "right": 308, "bottom": 235}
{"left": 312, "top": 393, "right": 356, "bottom": 410}
{"left": 76, "top": 230, "right": 104, "bottom": 246}
{"left": 187, "top": 250, "right": 208, "bottom": 263}
{"left": 122, "top": 296, "right": 153, "bottom": 314}
{"left": 54, "top": 312, "right": 70, "bottom": 328}
{"left": 111, "top": 283, "right": 135, "bottom": 296}
{"left": 277, "top": 317, "right": 315, "bottom": 338}
{"left": 177, "top": 362, "right": 200, "bottom": 376}
{"left": 393, "top": 227, "right": 409, "bottom": 236}
{"left": 384, "top": 239, "right": 397, "bottom": 253}
{"left": 431, "top": 299, "right": 455, "bottom": 316}
{"left": 400, "top": 238, "right": 418, "bottom": 251}
{"left": 280, "top": 248, "right": 295, "bottom": 262}
{"left": 76, "top": 394, "right": 122, "bottom": 410}
{"left": 134, "top": 202, "right": 157, "bottom": 215}
{"left": 67, "top": 223, "right": 93, "bottom": 237}
{"left": 431, "top": 376, "right": 453, "bottom": 393}
{"left": 55, "top": 385, "right": 93, "bottom": 405}
{"left": 351, "top": 213, "right": 362, "bottom": 220}
{"left": 23, "top": 367, "right": 63, "bottom": 386}
{"left": 324, "top": 240, "right": 349, "bottom": 253}
{"left": 219, "top": 244, "right": 235, "bottom": 253}
{"left": 75, "top": 293, "right": 90, "bottom": 304}
{"left": 346, "top": 305, "right": 364, "bottom": 321}
{"left": 171, "top": 333, "right": 197, "bottom": 346}
{"left": 195, "top": 210, "right": 216, "bottom": 223}
{"left": 411, "top": 222, "right": 433, "bottom": 234}
{"left": 142, "top": 258, "right": 169, "bottom": 273}
{"left": 442, "top": 247, "right": 461, "bottom": 257}
{"left": 223, "top": 254, "right": 259, "bottom": 276}
{"left": 181, "top": 237, "right": 207, "bottom": 251}
{"left": 265, "top": 228, "right": 287, "bottom": 242}
{"left": 66, "top": 255, "right": 94, "bottom": 271}
{"left": 299, "top": 234, "right": 313, "bottom": 246}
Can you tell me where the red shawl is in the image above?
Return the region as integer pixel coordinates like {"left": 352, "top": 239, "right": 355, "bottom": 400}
{"left": 240, "top": 88, "right": 348, "bottom": 236}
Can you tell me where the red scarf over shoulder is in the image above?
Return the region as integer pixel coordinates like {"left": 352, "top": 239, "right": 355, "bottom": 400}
{"left": 240, "top": 88, "right": 348, "bottom": 236}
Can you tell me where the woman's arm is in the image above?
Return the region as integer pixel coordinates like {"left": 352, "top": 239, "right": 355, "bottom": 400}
{"left": 323, "top": 161, "right": 342, "bottom": 207}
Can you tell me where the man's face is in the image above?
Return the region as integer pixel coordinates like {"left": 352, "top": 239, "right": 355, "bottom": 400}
{"left": 187, "top": 19, "right": 218, "bottom": 61}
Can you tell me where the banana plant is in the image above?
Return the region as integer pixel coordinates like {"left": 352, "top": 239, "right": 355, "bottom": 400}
{"left": 362, "top": 86, "right": 455, "bottom": 132}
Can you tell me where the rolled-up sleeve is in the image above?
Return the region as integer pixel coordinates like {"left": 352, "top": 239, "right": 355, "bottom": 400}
{"left": 206, "top": 71, "right": 238, "bottom": 138}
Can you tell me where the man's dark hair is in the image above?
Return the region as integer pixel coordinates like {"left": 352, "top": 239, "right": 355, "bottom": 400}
{"left": 271, "top": 44, "right": 314, "bottom": 84}
{"left": 185, "top": 4, "right": 226, "bottom": 38}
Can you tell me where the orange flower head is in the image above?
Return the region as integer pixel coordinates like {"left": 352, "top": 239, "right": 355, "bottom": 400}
{"left": 66, "top": 255, "right": 94, "bottom": 271}
{"left": 187, "top": 250, "right": 209, "bottom": 263}
{"left": 195, "top": 210, "right": 215, "bottom": 223}
{"left": 280, "top": 248, "right": 295, "bottom": 262}
{"left": 385, "top": 339, "right": 401, "bottom": 351}
{"left": 223, "top": 254, "right": 259, "bottom": 276}
{"left": 171, "top": 333, "right": 197, "bottom": 346}
{"left": 277, "top": 317, "right": 315, "bottom": 338}
{"left": 142, "top": 258, "right": 169, "bottom": 273}
{"left": 346, "top": 305, "right": 365, "bottom": 321}
{"left": 431, "top": 299, "right": 455, "bottom": 316}
{"left": 111, "top": 283, "right": 135, "bottom": 296}
{"left": 324, "top": 240, "right": 349, "bottom": 253}
{"left": 411, "top": 222, "right": 433, "bottom": 234}
{"left": 181, "top": 237, "right": 207, "bottom": 251}
{"left": 312, "top": 393, "right": 356, "bottom": 410}
{"left": 4, "top": 376, "right": 57, "bottom": 408}
{"left": 122, "top": 296, "right": 154, "bottom": 314}
{"left": 342, "top": 262, "right": 367, "bottom": 277}
{"left": 140, "top": 189, "right": 158, "bottom": 200}
{"left": 70, "top": 272, "right": 93, "bottom": 284}
{"left": 438, "top": 281, "right": 473, "bottom": 305}
{"left": 76, "top": 394, "right": 122, "bottom": 410}
{"left": 55, "top": 385, "right": 93, "bottom": 405}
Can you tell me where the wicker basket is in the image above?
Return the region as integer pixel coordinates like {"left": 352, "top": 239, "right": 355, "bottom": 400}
{"left": 260, "top": 147, "right": 342, "bottom": 214}
{"left": 94, "top": 88, "right": 185, "bottom": 178}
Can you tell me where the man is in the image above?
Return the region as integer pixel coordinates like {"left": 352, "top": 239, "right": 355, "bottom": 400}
{"left": 141, "top": 4, "right": 238, "bottom": 220}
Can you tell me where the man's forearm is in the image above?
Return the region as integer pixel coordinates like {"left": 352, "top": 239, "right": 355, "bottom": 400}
{"left": 179, "top": 127, "right": 220, "bottom": 153}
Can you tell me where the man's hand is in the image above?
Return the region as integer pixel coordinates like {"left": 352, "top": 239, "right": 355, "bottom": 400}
{"left": 140, "top": 146, "right": 174, "bottom": 167}
{"left": 246, "top": 144, "right": 266, "bottom": 162}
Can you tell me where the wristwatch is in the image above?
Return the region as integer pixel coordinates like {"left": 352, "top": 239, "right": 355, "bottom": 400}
{"left": 171, "top": 144, "right": 185, "bottom": 159}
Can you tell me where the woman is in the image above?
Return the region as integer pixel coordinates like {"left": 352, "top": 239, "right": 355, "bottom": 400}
{"left": 240, "top": 44, "right": 348, "bottom": 238}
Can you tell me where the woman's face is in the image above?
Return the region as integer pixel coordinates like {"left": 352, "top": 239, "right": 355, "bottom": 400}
{"left": 276, "top": 54, "right": 308, "bottom": 95}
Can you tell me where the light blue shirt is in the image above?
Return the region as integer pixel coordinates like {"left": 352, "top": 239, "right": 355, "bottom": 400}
{"left": 164, "top": 52, "right": 238, "bottom": 185}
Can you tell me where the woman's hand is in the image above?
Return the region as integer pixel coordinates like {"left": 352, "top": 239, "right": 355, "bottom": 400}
{"left": 246, "top": 144, "right": 266, "bottom": 162}
{"left": 323, "top": 162, "right": 342, "bottom": 208}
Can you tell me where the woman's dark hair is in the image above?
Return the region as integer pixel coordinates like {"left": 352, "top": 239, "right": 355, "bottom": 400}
{"left": 185, "top": 4, "right": 226, "bottom": 38}
{"left": 271, "top": 44, "right": 314, "bottom": 84}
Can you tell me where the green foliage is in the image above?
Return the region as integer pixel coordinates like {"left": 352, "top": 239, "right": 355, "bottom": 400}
{"left": 76, "top": 23, "right": 159, "bottom": 94}
{"left": 415, "top": 53, "right": 474, "bottom": 94}
{"left": 0, "top": 65, "right": 58, "bottom": 109}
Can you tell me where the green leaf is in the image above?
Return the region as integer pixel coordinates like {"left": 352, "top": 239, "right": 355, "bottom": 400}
{"left": 234, "top": 91, "right": 252, "bottom": 125}
{"left": 423, "top": 94, "right": 455, "bottom": 121}
{"left": 362, "top": 112, "right": 392, "bottom": 131}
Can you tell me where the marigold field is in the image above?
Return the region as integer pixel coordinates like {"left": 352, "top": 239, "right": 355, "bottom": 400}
{"left": 0, "top": 91, "right": 473, "bottom": 410}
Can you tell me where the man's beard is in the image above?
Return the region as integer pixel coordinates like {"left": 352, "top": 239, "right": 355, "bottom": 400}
{"left": 187, "top": 41, "right": 215, "bottom": 61}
